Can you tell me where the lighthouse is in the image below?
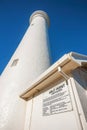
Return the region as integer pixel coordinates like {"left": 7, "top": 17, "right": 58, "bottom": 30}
{"left": 1, "top": 10, "right": 87, "bottom": 130}
{"left": 0, "top": 10, "right": 51, "bottom": 130}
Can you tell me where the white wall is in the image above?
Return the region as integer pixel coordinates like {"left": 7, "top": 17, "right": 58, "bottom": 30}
{"left": 25, "top": 80, "right": 80, "bottom": 130}
{"left": 72, "top": 68, "right": 87, "bottom": 130}
{"left": 0, "top": 11, "right": 51, "bottom": 130}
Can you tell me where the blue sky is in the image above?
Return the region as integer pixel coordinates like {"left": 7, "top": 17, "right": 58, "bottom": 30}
{"left": 0, "top": 0, "right": 87, "bottom": 74}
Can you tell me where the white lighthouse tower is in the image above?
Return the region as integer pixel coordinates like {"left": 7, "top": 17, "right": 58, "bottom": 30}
{"left": 0, "top": 10, "right": 51, "bottom": 130}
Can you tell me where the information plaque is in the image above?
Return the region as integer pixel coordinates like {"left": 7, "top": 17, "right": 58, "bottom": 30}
{"left": 43, "top": 83, "right": 72, "bottom": 116}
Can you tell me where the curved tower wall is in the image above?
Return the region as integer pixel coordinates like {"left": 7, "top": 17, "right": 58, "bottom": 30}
{"left": 0, "top": 11, "right": 51, "bottom": 130}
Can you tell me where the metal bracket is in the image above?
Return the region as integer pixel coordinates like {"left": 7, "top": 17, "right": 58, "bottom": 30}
{"left": 58, "top": 66, "right": 69, "bottom": 80}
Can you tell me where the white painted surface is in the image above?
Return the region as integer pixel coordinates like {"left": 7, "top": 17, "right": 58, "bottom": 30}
{"left": 72, "top": 68, "right": 87, "bottom": 130}
{"left": 0, "top": 11, "right": 51, "bottom": 130}
{"left": 25, "top": 74, "right": 87, "bottom": 130}
{"left": 28, "top": 81, "right": 80, "bottom": 130}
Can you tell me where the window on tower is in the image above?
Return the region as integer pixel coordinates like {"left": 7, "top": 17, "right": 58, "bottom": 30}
{"left": 31, "top": 23, "right": 34, "bottom": 26}
{"left": 11, "top": 59, "right": 19, "bottom": 67}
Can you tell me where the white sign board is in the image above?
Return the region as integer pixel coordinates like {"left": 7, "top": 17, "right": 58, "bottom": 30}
{"left": 43, "top": 83, "right": 72, "bottom": 116}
